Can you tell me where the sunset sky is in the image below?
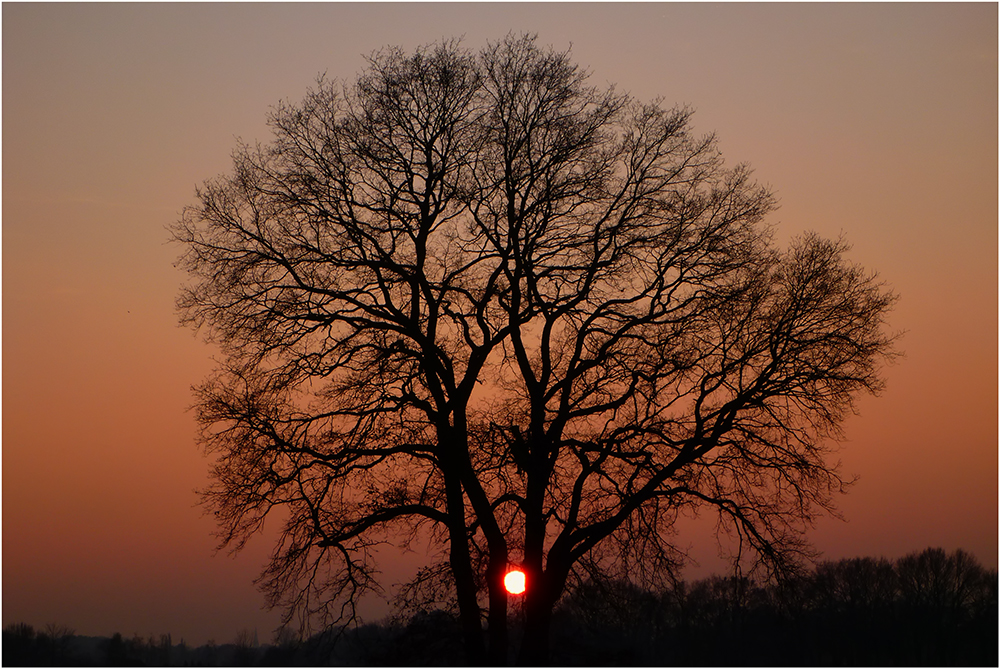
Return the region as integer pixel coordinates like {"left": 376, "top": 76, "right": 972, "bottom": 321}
{"left": 4, "top": 3, "right": 997, "bottom": 646}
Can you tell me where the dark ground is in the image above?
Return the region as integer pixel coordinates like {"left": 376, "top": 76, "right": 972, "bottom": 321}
{"left": 5, "top": 547, "right": 997, "bottom": 666}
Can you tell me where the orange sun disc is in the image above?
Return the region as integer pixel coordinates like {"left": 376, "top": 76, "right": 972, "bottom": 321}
{"left": 504, "top": 569, "right": 526, "bottom": 595}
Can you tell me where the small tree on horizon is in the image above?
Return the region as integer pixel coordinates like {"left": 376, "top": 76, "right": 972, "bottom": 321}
{"left": 174, "top": 34, "right": 898, "bottom": 665}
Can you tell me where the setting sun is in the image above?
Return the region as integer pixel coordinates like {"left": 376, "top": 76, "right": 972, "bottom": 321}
{"left": 504, "top": 569, "right": 526, "bottom": 595}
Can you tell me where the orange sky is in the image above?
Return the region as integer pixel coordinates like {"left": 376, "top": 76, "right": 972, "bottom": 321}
{"left": 4, "top": 3, "right": 997, "bottom": 646}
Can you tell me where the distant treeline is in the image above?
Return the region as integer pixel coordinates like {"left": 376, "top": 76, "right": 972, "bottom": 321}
{"left": 548, "top": 547, "right": 998, "bottom": 666}
{"left": 4, "top": 547, "right": 997, "bottom": 666}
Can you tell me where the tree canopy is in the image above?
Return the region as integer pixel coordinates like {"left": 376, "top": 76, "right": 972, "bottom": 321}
{"left": 174, "top": 34, "right": 898, "bottom": 664}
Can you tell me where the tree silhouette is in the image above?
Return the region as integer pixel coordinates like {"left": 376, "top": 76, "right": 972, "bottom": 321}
{"left": 174, "top": 34, "right": 898, "bottom": 664}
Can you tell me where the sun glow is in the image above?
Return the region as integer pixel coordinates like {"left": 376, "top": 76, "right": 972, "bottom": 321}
{"left": 504, "top": 569, "right": 526, "bottom": 595}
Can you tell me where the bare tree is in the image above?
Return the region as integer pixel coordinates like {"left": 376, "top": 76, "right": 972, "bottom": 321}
{"left": 174, "top": 34, "right": 898, "bottom": 664}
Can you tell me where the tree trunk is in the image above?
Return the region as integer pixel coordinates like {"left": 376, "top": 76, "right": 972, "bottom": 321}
{"left": 486, "top": 552, "right": 509, "bottom": 664}
{"left": 517, "top": 435, "right": 554, "bottom": 664}
{"left": 448, "top": 529, "right": 486, "bottom": 663}
{"left": 517, "top": 550, "right": 572, "bottom": 666}
{"left": 517, "top": 584, "right": 555, "bottom": 666}
{"left": 443, "top": 466, "right": 486, "bottom": 664}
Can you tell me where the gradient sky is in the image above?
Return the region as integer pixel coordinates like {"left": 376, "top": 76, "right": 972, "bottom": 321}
{"left": 4, "top": 2, "right": 997, "bottom": 647}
